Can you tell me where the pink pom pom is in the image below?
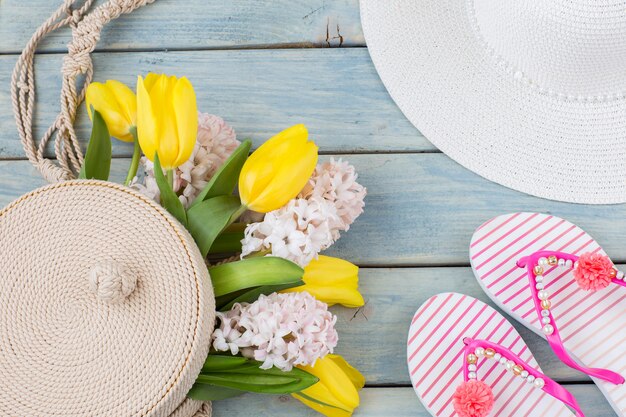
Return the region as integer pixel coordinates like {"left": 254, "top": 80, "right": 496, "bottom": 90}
{"left": 453, "top": 380, "right": 494, "bottom": 417}
{"left": 573, "top": 252, "right": 615, "bottom": 291}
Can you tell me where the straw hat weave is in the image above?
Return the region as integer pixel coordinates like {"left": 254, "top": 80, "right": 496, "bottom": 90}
{"left": 361, "top": 0, "right": 626, "bottom": 204}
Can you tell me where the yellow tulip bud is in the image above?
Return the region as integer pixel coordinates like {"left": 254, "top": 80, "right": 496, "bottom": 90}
{"left": 293, "top": 354, "right": 365, "bottom": 417}
{"left": 281, "top": 255, "right": 364, "bottom": 307}
{"left": 136, "top": 73, "right": 198, "bottom": 170}
{"left": 238, "top": 124, "right": 318, "bottom": 213}
{"left": 85, "top": 80, "right": 136, "bottom": 142}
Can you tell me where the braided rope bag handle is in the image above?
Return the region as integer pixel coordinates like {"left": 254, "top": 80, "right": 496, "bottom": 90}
{"left": 11, "top": 0, "right": 154, "bottom": 183}
{"left": 11, "top": 2, "right": 212, "bottom": 416}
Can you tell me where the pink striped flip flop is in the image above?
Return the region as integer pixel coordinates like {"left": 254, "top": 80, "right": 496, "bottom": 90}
{"left": 408, "top": 292, "right": 584, "bottom": 417}
{"left": 470, "top": 212, "right": 626, "bottom": 416}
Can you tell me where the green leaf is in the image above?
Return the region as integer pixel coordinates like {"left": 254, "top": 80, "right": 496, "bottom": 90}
{"left": 186, "top": 195, "right": 242, "bottom": 257}
{"left": 188, "top": 383, "right": 244, "bottom": 401}
{"left": 210, "top": 257, "right": 304, "bottom": 297}
{"left": 202, "top": 355, "right": 251, "bottom": 372}
{"left": 195, "top": 368, "right": 317, "bottom": 394}
{"left": 153, "top": 153, "right": 187, "bottom": 226}
{"left": 193, "top": 355, "right": 318, "bottom": 396}
{"left": 189, "top": 140, "right": 252, "bottom": 208}
{"left": 208, "top": 223, "right": 245, "bottom": 254}
{"left": 79, "top": 110, "right": 111, "bottom": 181}
{"left": 221, "top": 365, "right": 310, "bottom": 378}
{"left": 217, "top": 281, "right": 305, "bottom": 311}
{"left": 214, "top": 289, "right": 248, "bottom": 311}
{"left": 294, "top": 392, "right": 349, "bottom": 412}
{"left": 203, "top": 373, "right": 298, "bottom": 385}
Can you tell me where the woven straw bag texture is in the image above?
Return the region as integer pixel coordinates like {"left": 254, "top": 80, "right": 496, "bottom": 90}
{"left": 0, "top": 180, "right": 215, "bottom": 416}
{"left": 10, "top": 0, "right": 218, "bottom": 414}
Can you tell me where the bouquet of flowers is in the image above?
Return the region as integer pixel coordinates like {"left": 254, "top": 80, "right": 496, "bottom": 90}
{"left": 82, "top": 73, "right": 367, "bottom": 416}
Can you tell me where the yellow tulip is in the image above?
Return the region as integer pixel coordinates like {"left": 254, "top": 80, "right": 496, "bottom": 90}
{"left": 282, "top": 255, "right": 364, "bottom": 307}
{"left": 136, "top": 73, "right": 198, "bottom": 170}
{"left": 238, "top": 124, "right": 318, "bottom": 213}
{"left": 293, "top": 354, "right": 365, "bottom": 417}
{"left": 85, "top": 80, "right": 136, "bottom": 142}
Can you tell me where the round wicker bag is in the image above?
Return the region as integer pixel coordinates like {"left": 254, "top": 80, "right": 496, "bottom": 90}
{"left": 0, "top": 180, "right": 215, "bottom": 416}
{"left": 9, "top": 1, "right": 218, "bottom": 414}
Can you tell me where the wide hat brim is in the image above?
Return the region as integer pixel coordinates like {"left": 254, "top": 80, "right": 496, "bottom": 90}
{"left": 361, "top": 0, "right": 626, "bottom": 204}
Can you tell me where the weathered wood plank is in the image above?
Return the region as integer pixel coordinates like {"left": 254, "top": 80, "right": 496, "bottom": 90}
{"left": 212, "top": 385, "right": 613, "bottom": 417}
{"left": 0, "top": 156, "right": 608, "bottom": 384}
{"left": 335, "top": 267, "right": 585, "bottom": 384}
{"left": 328, "top": 156, "right": 626, "bottom": 266}
{"left": 0, "top": 158, "right": 621, "bottom": 384}
{"left": 0, "top": 0, "right": 363, "bottom": 54}
{"left": 6, "top": 1, "right": 617, "bottom": 413}
{"left": 355, "top": 265, "right": 615, "bottom": 384}
{"left": 3, "top": 155, "right": 626, "bottom": 266}
{"left": 0, "top": 48, "right": 429, "bottom": 158}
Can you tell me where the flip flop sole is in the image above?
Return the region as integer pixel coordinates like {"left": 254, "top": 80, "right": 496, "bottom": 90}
{"left": 470, "top": 212, "right": 626, "bottom": 416}
{"left": 408, "top": 292, "right": 573, "bottom": 416}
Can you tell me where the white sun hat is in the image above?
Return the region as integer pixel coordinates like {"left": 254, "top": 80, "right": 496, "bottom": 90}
{"left": 360, "top": 0, "right": 626, "bottom": 204}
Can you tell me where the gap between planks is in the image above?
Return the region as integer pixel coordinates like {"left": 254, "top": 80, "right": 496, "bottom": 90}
{"left": 0, "top": 149, "right": 444, "bottom": 163}
{"left": 0, "top": 44, "right": 367, "bottom": 57}
{"left": 212, "top": 385, "right": 615, "bottom": 417}
{"left": 0, "top": 48, "right": 434, "bottom": 157}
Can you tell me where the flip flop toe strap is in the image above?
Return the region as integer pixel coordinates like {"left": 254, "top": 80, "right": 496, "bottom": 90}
{"left": 458, "top": 338, "right": 584, "bottom": 417}
{"left": 517, "top": 250, "right": 625, "bottom": 385}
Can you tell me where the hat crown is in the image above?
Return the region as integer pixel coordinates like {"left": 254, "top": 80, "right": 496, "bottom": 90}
{"left": 473, "top": 0, "right": 626, "bottom": 98}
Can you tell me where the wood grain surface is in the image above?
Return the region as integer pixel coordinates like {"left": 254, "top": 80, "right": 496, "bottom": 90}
{"left": 0, "top": 0, "right": 618, "bottom": 415}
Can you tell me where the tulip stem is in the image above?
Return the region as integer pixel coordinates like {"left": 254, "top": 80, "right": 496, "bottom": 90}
{"left": 167, "top": 169, "right": 174, "bottom": 189}
{"left": 124, "top": 127, "right": 140, "bottom": 186}
{"left": 228, "top": 205, "right": 248, "bottom": 225}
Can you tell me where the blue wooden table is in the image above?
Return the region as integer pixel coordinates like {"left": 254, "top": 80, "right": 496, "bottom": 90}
{"left": 0, "top": 1, "right": 620, "bottom": 415}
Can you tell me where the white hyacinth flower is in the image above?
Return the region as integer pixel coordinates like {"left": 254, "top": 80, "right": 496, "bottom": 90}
{"left": 301, "top": 158, "right": 367, "bottom": 238}
{"left": 241, "top": 158, "right": 366, "bottom": 266}
{"left": 131, "top": 113, "right": 240, "bottom": 207}
{"left": 211, "top": 292, "right": 338, "bottom": 371}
